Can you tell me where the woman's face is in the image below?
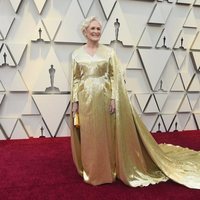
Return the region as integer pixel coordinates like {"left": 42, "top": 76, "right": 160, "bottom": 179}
{"left": 84, "top": 20, "right": 101, "bottom": 43}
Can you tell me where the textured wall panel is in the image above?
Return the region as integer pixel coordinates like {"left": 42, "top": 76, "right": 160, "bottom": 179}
{"left": 0, "top": 0, "right": 200, "bottom": 140}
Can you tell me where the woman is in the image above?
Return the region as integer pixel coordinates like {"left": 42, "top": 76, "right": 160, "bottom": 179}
{"left": 70, "top": 16, "right": 200, "bottom": 188}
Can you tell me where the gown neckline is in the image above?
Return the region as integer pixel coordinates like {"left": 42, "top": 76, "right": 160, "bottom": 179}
{"left": 82, "top": 44, "right": 101, "bottom": 58}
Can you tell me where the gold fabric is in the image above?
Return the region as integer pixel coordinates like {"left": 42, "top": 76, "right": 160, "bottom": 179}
{"left": 70, "top": 44, "right": 200, "bottom": 189}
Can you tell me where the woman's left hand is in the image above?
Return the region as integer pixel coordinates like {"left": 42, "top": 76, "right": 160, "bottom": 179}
{"left": 109, "top": 99, "right": 116, "bottom": 114}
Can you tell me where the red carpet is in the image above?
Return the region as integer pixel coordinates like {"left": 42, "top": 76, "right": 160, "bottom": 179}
{"left": 0, "top": 131, "right": 200, "bottom": 200}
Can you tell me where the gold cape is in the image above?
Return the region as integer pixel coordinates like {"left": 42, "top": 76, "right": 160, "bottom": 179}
{"left": 70, "top": 44, "right": 200, "bottom": 189}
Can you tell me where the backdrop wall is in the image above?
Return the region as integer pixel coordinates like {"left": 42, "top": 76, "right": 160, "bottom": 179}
{"left": 0, "top": 0, "right": 200, "bottom": 140}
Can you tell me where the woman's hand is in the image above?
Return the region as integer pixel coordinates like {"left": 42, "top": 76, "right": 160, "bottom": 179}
{"left": 109, "top": 99, "right": 116, "bottom": 114}
{"left": 72, "top": 102, "right": 79, "bottom": 117}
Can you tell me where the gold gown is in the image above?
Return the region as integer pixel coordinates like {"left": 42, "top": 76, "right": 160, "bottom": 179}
{"left": 70, "top": 44, "right": 200, "bottom": 189}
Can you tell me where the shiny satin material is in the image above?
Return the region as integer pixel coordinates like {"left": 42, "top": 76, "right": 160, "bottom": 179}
{"left": 70, "top": 44, "right": 200, "bottom": 189}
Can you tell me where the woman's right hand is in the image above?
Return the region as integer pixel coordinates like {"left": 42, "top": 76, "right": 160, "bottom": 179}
{"left": 72, "top": 102, "right": 79, "bottom": 117}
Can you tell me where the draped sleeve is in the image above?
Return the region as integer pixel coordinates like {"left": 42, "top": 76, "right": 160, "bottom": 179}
{"left": 71, "top": 55, "right": 81, "bottom": 102}
{"left": 109, "top": 48, "right": 124, "bottom": 100}
{"left": 108, "top": 50, "right": 115, "bottom": 100}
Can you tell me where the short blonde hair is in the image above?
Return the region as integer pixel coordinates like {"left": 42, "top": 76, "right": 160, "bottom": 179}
{"left": 81, "top": 16, "right": 102, "bottom": 35}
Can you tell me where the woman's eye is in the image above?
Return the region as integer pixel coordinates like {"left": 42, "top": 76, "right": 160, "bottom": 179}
{"left": 90, "top": 27, "right": 101, "bottom": 31}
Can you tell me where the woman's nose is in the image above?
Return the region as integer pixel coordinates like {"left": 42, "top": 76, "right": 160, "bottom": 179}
{"left": 94, "top": 28, "right": 100, "bottom": 32}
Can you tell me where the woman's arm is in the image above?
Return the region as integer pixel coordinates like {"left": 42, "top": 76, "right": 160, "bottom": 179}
{"left": 71, "top": 58, "right": 81, "bottom": 115}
